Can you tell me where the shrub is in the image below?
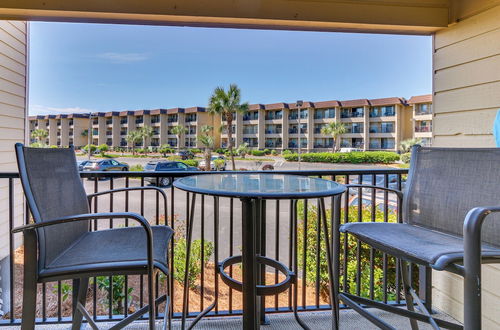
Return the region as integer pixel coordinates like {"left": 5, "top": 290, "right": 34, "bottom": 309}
{"left": 96, "top": 275, "right": 133, "bottom": 314}
{"left": 271, "top": 150, "right": 278, "bottom": 156}
{"left": 401, "top": 152, "right": 411, "bottom": 164}
{"left": 263, "top": 149, "right": 271, "bottom": 155}
{"left": 29, "top": 142, "right": 44, "bottom": 148}
{"left": 214, "top": 158, "right": 226, "bottom": 170}
{"left": 129, "top": 164, "right": 144, "bottom": 171}
{"left": 282, "top": 149, "right": 293, "bottom": 156}
{"left": 53, "top": 282, "right": 72, "bottom": 302}
{"left": 182, "top": 159, "right": 199, "bottom": 167}
{"left": 215, "top": 148, "right": 226, "bottom": 154}
{"left": 50, "top": 145, "right": 59, "bottom": 148}
{"left": 135, "top": 148, "right": 145, "bottom": 154}
{"left": 173, "top": 238, "right": 214, "bottom": 289}
{"left": 283, "top": 151, "right": 399, "bottom": 164}
{"left": 251, "top": 150, "right": 266, "bottom": 156}
{"left": 296, "top": 202, "right": 398, "bottom": 301}
{"left": 190, "top": 148, "right": 202, "bottom": 154}
{"left": 82, "top": 144, "right": 97, "bottom": 154}
{"left": 159, "top": 144, "right": 175, "bottom": 157}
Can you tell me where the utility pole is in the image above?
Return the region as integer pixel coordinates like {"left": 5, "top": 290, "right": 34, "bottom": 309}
{"left": 87, "top": 113, "right": 93, "bottom": 161}
{"left": 296, "top": 100, "right": 303, "bottom": 170}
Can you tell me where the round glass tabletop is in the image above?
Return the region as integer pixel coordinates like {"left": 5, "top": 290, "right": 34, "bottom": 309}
{"left": 173, "top": 173, "right": 346, "bottom": 199}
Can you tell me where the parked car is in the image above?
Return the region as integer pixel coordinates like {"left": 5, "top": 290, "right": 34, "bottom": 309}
{"left": 82, "top": 159, "right": 129, "bottom": 172}
{"left": 348, "top": 174, "right": 405, "bottom": 196}
{"left": 77, "top": 160, "right": 90, "bottom": 171}
{"left": 198, "top": 155, "right": 227, "bottom": 171}
{"left": 176, "top": 150, "right": 194, "bottom": 160}
{"left": 144, "top": 161, "right": 199, "bottom": 187}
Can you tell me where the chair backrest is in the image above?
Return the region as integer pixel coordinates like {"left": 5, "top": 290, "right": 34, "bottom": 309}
{"left": 15, "top": 144, "right": 90, "bottom": 269}
{"left": 404, "top": 146, "right": 500, "bottom": 246}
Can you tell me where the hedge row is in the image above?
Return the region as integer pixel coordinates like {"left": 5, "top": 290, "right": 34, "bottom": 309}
{"left": 283, "top": 151, "right": 400, "bottom": 164}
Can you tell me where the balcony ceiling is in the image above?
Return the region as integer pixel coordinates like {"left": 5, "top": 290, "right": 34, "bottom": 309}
{"left": 0, "top": 0, "right": 451, "bottom": 35}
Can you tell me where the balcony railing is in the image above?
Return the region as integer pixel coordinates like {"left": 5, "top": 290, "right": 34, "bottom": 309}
{"left": 0, "top": 168, "right": 434, "bottom": 327}
{"left": 415, "top": 126, "right": 431, "bottom": 132}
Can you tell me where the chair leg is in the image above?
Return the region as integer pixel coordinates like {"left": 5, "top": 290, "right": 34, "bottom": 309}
{"left": 400, "top": 261, "right": 419, "bottom": 330}
{"left": 22, "top": 230, "right": 38, "bottom": 330}
{"left": 72, "top": 277, "right": 89, "bottom": 330}
{"left": 21, "top": 267, "right": 37, "bottom": 330}
{"left": 149, "top": 269, "right": 157, "bottom": 330}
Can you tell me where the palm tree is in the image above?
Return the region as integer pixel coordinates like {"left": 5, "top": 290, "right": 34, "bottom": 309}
{"left": 171, "top": 125, "right": 187, "bottom": 150}
{"left": 138, "top": 125, "right": 154, "bottom": 154}
{"left": 125, "top": 130, "right": 142, "bottom": 155}
{"left": 31, "top": 128, "right": 49, "bottom": 145}
{"left": 321, "top": 122, "right": 347, "bottom": 152}
{"left": 400, "top": 138, "right": 422, "bottom": 153}
{"left": 208, "top": 84, "right": 249, "bottom": 170}
{"left": 199, "top": 125, "right": 214, "bottom": 171}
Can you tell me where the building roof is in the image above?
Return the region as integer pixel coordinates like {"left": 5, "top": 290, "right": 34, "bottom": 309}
{"left": 67, "top": 113, "right": 90, "bottom": 119}
{"left": 369, "top": 97, "right": 406, "bottom": 106}
{"left": 288, "top": 101, "right": 314, "bottom": 109}
{"left": 313, "top": 100, "right": 340, "bottom": 108}
{"left": 149, "top": 109, "right": 168, "bottom": 115}
{"left": 166, "top": 107, "right": 185, "bottom": 114}
{"left": 119, "top": 111, "right": 135, "bottom": 116}
{"left": 133, "top": 110, "right": 150, "bottom": 116}
{"left": 339, "top": 99, "right": 370, "bottom": 108}
{"left": 249, "top": 104, "right": 265, "bottom": 110}
{"left": 265, "top": 102, "right": 288, "bottom": 110}
{"left": 185, "top": 106, "right": 205, "bottom": 113}
{"left": 104, "top": 111, "right": 120, "bottom": 117}
{"left": 408, "top": 94, "right": 432, "bottom": 104}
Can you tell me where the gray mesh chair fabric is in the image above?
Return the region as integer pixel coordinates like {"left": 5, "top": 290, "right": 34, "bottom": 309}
{"left": 14, "top": 144, "right": 173, "bottom": 330}
{"left": 404, "top": 147, "right": 500, "bottom": 246}
{"left": 23, "top": 147, "right": 91, "bottom": 269}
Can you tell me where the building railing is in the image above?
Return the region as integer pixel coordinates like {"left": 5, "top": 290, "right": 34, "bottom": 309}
{"left": 415, "top": 126, "right": 431, "bottom": 132}
{"left": 0, "top": 168, "right": 433, "bottom": 326}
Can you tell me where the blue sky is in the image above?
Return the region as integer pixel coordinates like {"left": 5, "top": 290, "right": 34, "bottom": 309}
{"left": 28, "top": 22, "right": 432, "bottom": 115}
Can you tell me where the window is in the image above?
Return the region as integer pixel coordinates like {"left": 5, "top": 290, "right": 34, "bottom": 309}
{"left": 177, "top": 163, "right": 188, "bottom": 169}
{"left": 243, "top": 111, "right": 258, "bottom": 121}
{"left": 111, "top": 160, "right": 119, "bottom": 166}
{"left": 416, "top": 103, "right": 432, "bottom": 115}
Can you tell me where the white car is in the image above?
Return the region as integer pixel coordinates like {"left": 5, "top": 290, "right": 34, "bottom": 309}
{"left": 339, "top": 147, "right": 363, "bottom": 153}
{"left": 198, "top": 155, "right": 227, "bottom": 171}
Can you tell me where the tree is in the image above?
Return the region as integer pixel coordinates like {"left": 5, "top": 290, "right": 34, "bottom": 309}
{"left": 236, "top": 142, "right": 249, "bottom": 158}
{"left": 208, "top": 84, "right": 249, "bottom": 170}
{"left": 171, "top": 125, "right": 187, "bottom": 150}
{"left": 125, "top": 130, "right": 142, "bottom": 155}
{"left": 138, "top": 125, "right": 154, "bottom": 154}
{"left": 199, "top": 125, "right": 214, "bottom": 171}
{"left": 31, "top": 129, "right": 49, "bottom": 145}
{"left": 320, "top": 122, "right": 347, "bottom": 152}
{"left": 400, "top": 138, "right": 422, "bottom": 153}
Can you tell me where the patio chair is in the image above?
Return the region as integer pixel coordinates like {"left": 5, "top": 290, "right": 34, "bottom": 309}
{"left": 12, "top": 144, "right": 173, "bottom": 330}
{"left": 336, "top": 146, "right": 500, "bottom": 330}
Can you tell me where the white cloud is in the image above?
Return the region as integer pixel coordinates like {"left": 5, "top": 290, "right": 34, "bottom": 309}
{"left": 96, "top": 52, "right": 150, "bottom": 63}
{"left": 29, "top": 104, "right": 97, "bottom": 116}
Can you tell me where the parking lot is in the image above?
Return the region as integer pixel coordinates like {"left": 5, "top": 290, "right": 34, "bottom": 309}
{"left": 80, "top": 157, "right": 399, "bottom": 262}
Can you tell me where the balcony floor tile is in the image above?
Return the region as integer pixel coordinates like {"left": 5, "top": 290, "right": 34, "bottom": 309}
{"left": 7, "top": 309, "right": 459, "bottom": 329}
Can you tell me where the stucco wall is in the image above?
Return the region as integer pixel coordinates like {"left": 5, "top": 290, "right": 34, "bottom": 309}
{"left": 432, "top": 4, "right": 500, "bottom": 328}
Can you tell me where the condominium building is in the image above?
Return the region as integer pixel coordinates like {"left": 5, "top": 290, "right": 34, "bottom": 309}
{"left": 29, "top": 95, "right": 431, "bottom": 152}
{"left": 29, "top": 107, "right": 217, "bottom": 149}
{"left": 408, "top": 94, "right": 433, "bottom": 146}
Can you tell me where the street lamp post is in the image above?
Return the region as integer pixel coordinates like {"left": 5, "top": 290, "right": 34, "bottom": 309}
{"left": 296, "top": 100, "right": 303, "bottom": 170}
{"left": 87, "top": 113, "right": 93, "bottom": 161}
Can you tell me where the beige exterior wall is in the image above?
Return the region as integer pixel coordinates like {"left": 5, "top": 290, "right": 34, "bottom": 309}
{"left": 0, "top": 20, "right": 27, "bottom": 313}
{"left": 432, "top": 4, "right": 500, "bottom": 328}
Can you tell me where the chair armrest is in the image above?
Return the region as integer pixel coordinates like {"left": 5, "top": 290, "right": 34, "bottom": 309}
{"left": 345, "top": 184, "right": 404, "bottom": 202}
{"left": 87, "top": 186, "right": 167, "bottom": 202}
{"left": 463, "top": 206, "right": 500, "bottom": 327}
{"left": 12, "top": 212, "right": 152, "bottom": 235}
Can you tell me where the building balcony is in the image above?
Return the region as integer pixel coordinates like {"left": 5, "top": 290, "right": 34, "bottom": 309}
{"left": 0, "top": 169, "right": 465, "bottom": 329}
{"left": 415, "top": 126, "right": 431, "bottom": 132}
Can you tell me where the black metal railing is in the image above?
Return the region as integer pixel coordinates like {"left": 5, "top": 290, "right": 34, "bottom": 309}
{"left": 1, "top": 168, "right": 433, "bottom": 326}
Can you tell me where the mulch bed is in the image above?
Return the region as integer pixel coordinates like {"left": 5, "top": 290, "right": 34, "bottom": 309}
{"left": 4, "top": 246, "right": 329, "bottom": 320}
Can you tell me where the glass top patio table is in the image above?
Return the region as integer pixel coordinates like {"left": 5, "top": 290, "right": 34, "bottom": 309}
{"left": 173, "top": 172, "right": 346, "bottom": 199}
